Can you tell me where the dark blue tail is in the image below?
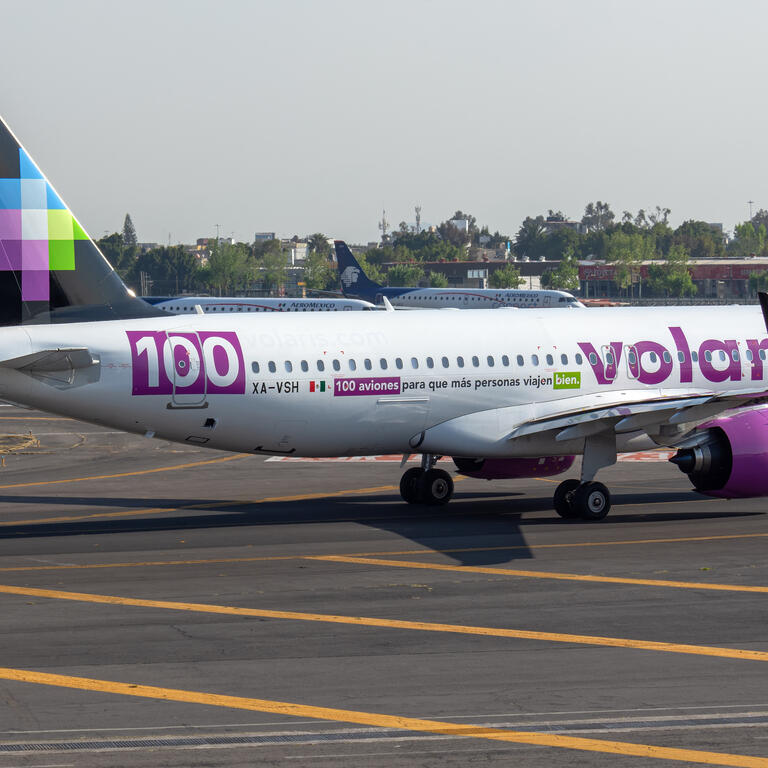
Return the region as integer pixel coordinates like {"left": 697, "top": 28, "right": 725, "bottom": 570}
{"left": 334, "top": 241, "right": 381, "bottom": 301}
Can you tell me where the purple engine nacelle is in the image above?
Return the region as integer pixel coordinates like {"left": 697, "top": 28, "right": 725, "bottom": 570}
{"left": 453, "top": 455, "right": 575, "bottom": 480}
{"left": 669, "top": 408, "right": 768, "bottom": 498}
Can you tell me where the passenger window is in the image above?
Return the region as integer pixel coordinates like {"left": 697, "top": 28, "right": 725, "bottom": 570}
{"left": 662, "top": 351, "right": 671, "bottom": 364}
{"left": 364, "top": 358, "right": 372, "bottom": 370}
{"left": 532, "top": 354, "right": 539, "bottom": 366}
{"left": 501, "top": 355, "right": 509, "bottom": 366}
{"left": 761, "top": 350, "right": 767, "bottom": 361}
{"left": 300, "top": 360, "right": 309, "bottom": 372}
{"left": 380, "top": 358, "right": 389, "bottom": 370}
{"left": 411, "top": 357, "right": 419, "bottom": 369}
{"left": 395, "top": 358, "right": 403, "bottom": 369}
{"left": 719, "top": 350, "right": 726, "bottom": 362}
{"left": 546, "top": 354, "right": 554, "bottom": 365}
{"left": 332, "top": 359, "right": 341, "bottom": 371}
{"left": 349, "top": 359, "right": 357, "bottom": 371}
{"left": 268, "top": 361, "right": 276, "bottom": 373}
{"left": 457, "top": 356, "right": 465, "bottom": 368}
{"left": 588, "top": 353, "right": 597, "bottom": 365}
{"left": 516, "top": 355, "right": 524, "bottom": 366}
{"left": 441, "top": 356, "right": 449, "bottom": 368}
{"left": 732, "top": 349, "right": 739, "bottom": 361}
{"left": 628, "top": 351, "right": 637, "bottom": 365}
{"left": 285, "top": 361, "right": 293, "bottom": 373}
{"left": 575, "top": 353, "right": 583, "bottom": 365}
{"left": 605, "top": 352, "right": 613, "bottom": 365}
{"left": 691, "top": 351, "right": 699, "bottom": 362}
{"left": 426, "top": 357, "right": 434, "bottom": 369}
{"left": 560, "top": 354, "right": 568, "bottom": 365}
{"left": 317, "top": 360, "right": 325, "bottom": 372}
{"left": 649, "top": 352, "right": 658, "bottom": 363}
{"left": 472, "top": 356, "right": 479, "bottom": 367}
{"left": 487, "top": 355, "right": 494, "bottom": 367}
{"left": 677, "top": 351, "right": 685, "bottom": 362}
{"left": 252, "top": 362, "right": 260, "bottom": 373}
{"left": 704, "top": 350, "right": 712, "bottom": 362}
{"left": 746, "top": 350, "right": 754, "bottom": 362}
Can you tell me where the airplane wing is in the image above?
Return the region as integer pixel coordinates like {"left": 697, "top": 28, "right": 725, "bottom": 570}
{"left": 0, "top": 348, "right": 99, "bottom": 373}
{"left": 508, "top": 386, "right": 768, "bottom": 445}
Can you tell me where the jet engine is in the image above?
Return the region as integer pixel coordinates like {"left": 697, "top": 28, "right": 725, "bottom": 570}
{"left": 453, "top": 455, "right": 575, "bottom": 480}
{"left": 669, "top": 408, "right": 768, "bottom": 498}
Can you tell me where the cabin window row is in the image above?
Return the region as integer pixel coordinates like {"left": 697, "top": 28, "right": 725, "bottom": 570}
{"left": 251, "top": 352, "right": 587, "bottom": 375}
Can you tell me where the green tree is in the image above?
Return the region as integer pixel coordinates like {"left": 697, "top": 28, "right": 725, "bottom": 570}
{"left": 673, "top": 220, "right": 724, "bottom": 259}
{"left": 386, "top": 263, "right": 424, "bottom": 287}
{"left": 303, "top": 249, "right": 335, "bottom": 291}
{"left": 489, "top": 263, "right": 524, "bottom": 288}
{"left": 97, "top": 232, "right": 135, "bottom": 277}
{"left": 429, "top": 271, "right": 449, "bottom": 288}
{"left": 122, "top": 213, "right": 137, "bottom": 246}
{"left": 208, "top": 241, "right": 249, "bottom": 294}
{"left": 306, "top": 233, "right": 332, "bottom": 258}
{"left": 513, "top": 216, "right": 546, "bottom": 259}
{"left": 647, "top": 244, "right": 696, "bottom": 297}
{"left": 261, "top": 248, "right": 287, "bottom": 294}
{"left": 581, "top": 201, "right": 615, "bottom": 231}
{"left": 605, "top": 230, "right": 654, "bottom": 296}
{"left": 541, "top": 247, "right": 579, "bottom": 292}
{"left": 729, "top": 221, "right": 767, "bottom": 258}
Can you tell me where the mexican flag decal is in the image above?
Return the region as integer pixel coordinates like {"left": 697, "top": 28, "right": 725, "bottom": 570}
{"left": 309, "top": 381, "right": 327, "bottom": 393}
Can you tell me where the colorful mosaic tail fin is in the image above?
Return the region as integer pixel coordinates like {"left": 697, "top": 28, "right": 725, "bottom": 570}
{"left": 0, "top": 116, "right": 164, "bottom": 326}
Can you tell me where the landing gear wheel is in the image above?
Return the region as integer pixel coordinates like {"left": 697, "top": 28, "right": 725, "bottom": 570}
{"left": 400, "top": 467, "right": 424, "bottom": 504}
{"left": 553, "top": 478, "right": 581, "bottom": 519}
{"left": 419, "top": 468, "right": 454, "bottom": 506}
{"left": 573, "top": 481, "right": 611, "bottom": 521}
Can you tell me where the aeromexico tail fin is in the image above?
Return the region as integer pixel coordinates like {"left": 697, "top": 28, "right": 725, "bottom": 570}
{"left": 334, "top": 240, "right": 382, "bottom": 301}
{"left": 0, "top": 116, "right": 165, "bottom": 326}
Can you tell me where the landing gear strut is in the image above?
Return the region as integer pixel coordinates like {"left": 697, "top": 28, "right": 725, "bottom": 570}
{"left": 553, "top": 432, "right": 615, "bottom": 521}
{"left": 399, "top": 454, "right": 454, "bottom": 506}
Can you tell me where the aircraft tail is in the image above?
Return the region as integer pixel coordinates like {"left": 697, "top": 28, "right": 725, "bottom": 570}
{"left": 334, "top": 240, "right": 382, "bottom": 301}
{"left": 0, "top": 116, "right": 165, "bottom": 326}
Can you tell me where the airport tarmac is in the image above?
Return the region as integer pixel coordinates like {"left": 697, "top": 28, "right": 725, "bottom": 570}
{"left": 0, "top": 406, "right": 767, "bottom": 767}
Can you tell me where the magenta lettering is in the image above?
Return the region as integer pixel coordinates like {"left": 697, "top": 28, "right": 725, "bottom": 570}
{"left": 578, "top": 341, "right": 623, "bottom": 384}
{"left": 746, "top": 339, "right": 768, "bottom": 381}
{"left": 668, "top": 327, "right": 692, "bottom": 383}
{"left": 698, "top": 339, "right": 740, "bottom": 383}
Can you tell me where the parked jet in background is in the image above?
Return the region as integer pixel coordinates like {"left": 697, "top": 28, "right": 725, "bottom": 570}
{"left": 335, "top": 240, "right": 583, "bottom": 309}
{"left": 144, "top": 296, "right": 375, "bottom": 314}
{"left": 2, "top": 114, "right": 768, "bottom": 522}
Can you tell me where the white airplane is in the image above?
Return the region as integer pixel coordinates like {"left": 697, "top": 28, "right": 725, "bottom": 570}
{"left": 144, "top": 296, "right": 376, "bottom": 313}
{"left": 1, "top": 115, "right": 767, "bottom": 521}
{"left": 335, "top": 241, "right": 584, "bottom": 308}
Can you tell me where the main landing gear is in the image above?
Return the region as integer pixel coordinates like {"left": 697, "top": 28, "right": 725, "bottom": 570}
{"left": 399, "top": 454, "right": 454, "bottom": 506}
{"left": 553, "top": 432, "right": 616, "bottom": 521}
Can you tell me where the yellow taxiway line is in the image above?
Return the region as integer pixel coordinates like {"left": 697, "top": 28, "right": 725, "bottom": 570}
{"left": 309, "top": 555, "right": 768, "bottom": 594}
{"left": 0, "top": 666, "right": 766, "bottom": 767}
{"left": 1, "top": 582, "right": 767, "bottom": 663}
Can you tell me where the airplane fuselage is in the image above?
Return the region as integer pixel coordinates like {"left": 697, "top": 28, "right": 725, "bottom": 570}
{"left": 0, "top": 306, "right": 764, "bottom": 459}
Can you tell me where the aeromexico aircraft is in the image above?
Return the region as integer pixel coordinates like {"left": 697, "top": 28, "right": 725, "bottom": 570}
{"left": 144, "top": 296, "right": 375, "bottom": 314}
{"left": 335, "top": 240, "right": 584, "bottom": 309}
{"left": 1, "top": 115, "right": 768, "bottom": 521}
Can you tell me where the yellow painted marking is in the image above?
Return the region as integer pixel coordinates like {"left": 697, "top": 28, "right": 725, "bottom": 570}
{"left": 2, "top": 583, "right": 768, "bottom": 663}
{"left": 0, "top": 454, "right": 246, "bottom": 492}
{"left": 0, "top": 668, "right": 765, "bottom": 766}
{"left": 2, "top": 532, "right": 768, "bottom": 573}
{"left": 0, "top": 416, "right": 72, "bottom": 420}
{"left": 311, "top": 555, "right": 768, "bottom": 594}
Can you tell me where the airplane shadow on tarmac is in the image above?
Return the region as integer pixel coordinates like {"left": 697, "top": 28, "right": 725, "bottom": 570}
{"left": 0, "top": 489, "right": 762, "bottom": 566}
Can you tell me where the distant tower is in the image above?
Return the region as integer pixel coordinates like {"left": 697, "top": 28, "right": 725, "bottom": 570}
{"left": 415, "top": 205, "right": 422, "bottom": 233}
{"left": 378, "top": 209, "right": 390, "bottom": 243}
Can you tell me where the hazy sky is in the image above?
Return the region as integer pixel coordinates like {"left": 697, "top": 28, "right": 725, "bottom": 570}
{"left": 2, "top": 0, "right": 766, "bottom": 245}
